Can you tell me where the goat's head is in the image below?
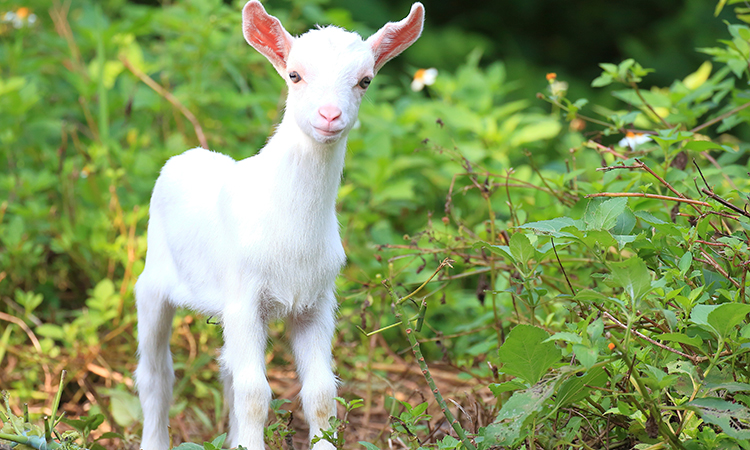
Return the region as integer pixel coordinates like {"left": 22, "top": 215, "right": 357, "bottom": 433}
{"left": 242, "top": 1, "right": 424, "bottom": 144}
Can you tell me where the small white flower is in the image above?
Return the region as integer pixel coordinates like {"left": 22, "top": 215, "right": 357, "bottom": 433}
{"left": 549, "top": 80, "right": 568, "bottom": 97}
{"left": 618, "top": 132, "right": 652, "bottom": 148}
{"left": 411, "top": 68, "right": 438, "bottom": 92}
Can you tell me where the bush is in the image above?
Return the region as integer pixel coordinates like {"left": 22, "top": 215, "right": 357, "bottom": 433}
{"left": 1, "top": 0, "right": 749, "bottom": 449}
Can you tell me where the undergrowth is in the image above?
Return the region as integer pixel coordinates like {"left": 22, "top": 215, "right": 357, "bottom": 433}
{"left": 2, "top": 0, "right": 750, "bottom": 449}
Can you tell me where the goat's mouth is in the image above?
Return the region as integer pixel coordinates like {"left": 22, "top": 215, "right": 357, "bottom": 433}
{"left": 313, "top": 126, "right": 344, "bottom": 137}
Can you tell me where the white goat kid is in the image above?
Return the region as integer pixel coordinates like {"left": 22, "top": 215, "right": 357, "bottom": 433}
{"left": 134, "top": 2, "right": 424, "bottom": 449}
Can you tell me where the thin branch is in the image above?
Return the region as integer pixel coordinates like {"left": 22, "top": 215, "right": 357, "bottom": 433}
{"left": 552, "top": 238, "right": 575, "bottom": 295}
{"left": 585, "top": 192, "right": 712, "bottom": 207}
{"left": 119, "top": 56, "right": 208, "bottom": 149}
{"left": 589, "top": 141, "right": 628, "bottom": 160}
{"left": 701, "top": 188, "right": 750, "bottom": 219}
{"left": 691, "top": 101, "right": 750, "bottom": 133}
{"left": 701, "top": 151, "right": 739, "bottom": 191}
{"left": 538, "top": 93, "right": 614, "bottom": 128}
{"left": 700, "top": 249, "right": 741, "bottom": 289}
{"left": 396, "top": 259, "right": 453, "bottom": 306}
{"left": 602, "top": 312, "right": 697, "bottom": 363}
{"left": 631, "top": 82, "right": 671, "bottom": 129}
{"left": 0, "top": 312, "right": 42, "bottom": 354}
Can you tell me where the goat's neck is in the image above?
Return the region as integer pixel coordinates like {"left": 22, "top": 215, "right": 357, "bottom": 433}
{"left": 252, "top": 118, "right": 347, "bottom": 213}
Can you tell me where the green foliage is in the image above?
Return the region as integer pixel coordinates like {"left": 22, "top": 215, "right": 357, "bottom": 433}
{"left": 264, "top": 399, "right": 295, "bottom": 450}
{"left": 171, "top": 434, "right": 236, "bottom": 450}
{"left": 2, "top": 0, "right": 750, "bottom": 449}
{"left": 496, "top": 325, "right": 560, "bottom": 385}
{"left": 311, "top": 397, "right": 363, "bottom": 449}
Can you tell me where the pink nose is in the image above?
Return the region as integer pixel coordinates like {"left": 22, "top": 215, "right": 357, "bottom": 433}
{"left": 318, "top": 104, "right": 342, "bottom": 124}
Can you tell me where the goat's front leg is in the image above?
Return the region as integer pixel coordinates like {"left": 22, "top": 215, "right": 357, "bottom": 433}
{"left": 220, "top": 301, "right": 271, "bottom": 450}
{"left": 290, "top": 296, "right": 338, "bottom": 450}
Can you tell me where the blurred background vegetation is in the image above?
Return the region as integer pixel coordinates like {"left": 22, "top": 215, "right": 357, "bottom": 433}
{"left": 2, "top": 0, "right": 750, "bottom": 449}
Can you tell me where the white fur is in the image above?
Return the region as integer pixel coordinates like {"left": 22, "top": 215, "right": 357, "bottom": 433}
{"left": 135, "top": 2, "right": 424, "bottom": 450}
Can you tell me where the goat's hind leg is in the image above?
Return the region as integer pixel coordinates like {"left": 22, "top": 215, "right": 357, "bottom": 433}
{"left": 220, "top": 363, "right": 239, "bottom": 447}
{"left": 135, "top": 281, "right": 176, "bottom": 450}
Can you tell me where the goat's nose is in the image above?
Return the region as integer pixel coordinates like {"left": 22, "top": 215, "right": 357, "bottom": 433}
{"left": 318, "top": 104, "right": 342, "bottom": 124}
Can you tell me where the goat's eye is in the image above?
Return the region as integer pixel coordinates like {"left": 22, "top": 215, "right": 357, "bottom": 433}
{"left": 289, "top": 71, "right": 302, "bottom": 83}
{"left": 358, "top": 76, "right": 372, "bottom": 89}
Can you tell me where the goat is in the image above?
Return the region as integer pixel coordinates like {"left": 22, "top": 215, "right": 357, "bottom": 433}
{"left": 134, "top": 1, "right": 424, "bottom": 449}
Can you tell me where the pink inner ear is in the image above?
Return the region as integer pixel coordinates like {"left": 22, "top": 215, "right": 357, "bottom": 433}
{"left": 243, "top": 2, "right": 291, "bottom": 70}
{"left": 373, "top": 27, "right": 421, "bottom": 70}
{"left": 249, "top": 16, "right": 286, "bottom": 64}
{"left": 369, "top": 3, "right": 424, "bottom": 72}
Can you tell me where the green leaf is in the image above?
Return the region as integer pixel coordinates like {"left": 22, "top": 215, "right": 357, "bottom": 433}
{"left": 103, "top": 389, "right": 141, "bottom": 428}
{"left": 591, "top": 73, "right": 613, "bottom": 87}
{"left": 683, "top": 140, "right": 724, "bottom": 152}
{"left": 606, "top": 257, "right": 652, "bottom": 303}
{"left": 691, "top": 304, "right": 720, "bottom": 335}
{"left": 497, "top": 325, "right": 561, "bottom": 385}
{"left": 584, "top": 197, "right": 628, "bottom": 231}
{"left": 579, "top": 230, "right": 617, "bottom": 251}
{"left": 555, "top": 367, "right": 607, "bottom": 408}
{"left": 489, "top": 380, "right": 527, "bottom": 396}
{"left": 171, "top": 444, "right": 205, "bottom": 450}
{"left": 715, "top": 0, "right": 728, "bottom": 16}
{"left": 574, "top": 289, "right": 611, "bottom": 303}
{"left": 519, "top": 217, "right": 579, "bottom": 237}
{"left": 546, "top": 332, "right": 582, "bottom": 345}
{"left": 35, "top": 324, "right": 66, "bottom": 340}
{"left": 689, "top": 397, "right": 750, "bottom": 440}
{"left": 611, "top": 207, "right": 636, "bottom": 235}
{"left": 642, "top": 365, "right": 679, "bottom": 390}
{"left": 707, "top": 303, "right": 750, "bottom": 339}
{"left": 474, "top": 241, "right": 514, "bottom": 261}
{"left": 705, "top": 381, "right": 750, "bottom": 393}
{"left": 437, "top": 435, "right": 460, "bottom": 450}
{"left": 359, "top": 441, "right": 382, "bottom": 450}
{"left": 678, "top": 252, "right": 693, "bottom": 276}
{"left": 482, "top": 383, "right": 554, "bottom": 446}
{"left": 510, "top": 119, "right": 562, "bottom": 147}
{"left": 656, "top": 332, "right": 702, "bottom": 348}
{"left": 509, "top": 232, "right": 535, "bottom": 265}
{"left": 410, "top": 401, "right": 429, "bottom": 417}
{"left": 572, "top": 344, "right": 598, "bottom": 369}
{"left": 96, "top": 432, "right": 125, "bottom": 440}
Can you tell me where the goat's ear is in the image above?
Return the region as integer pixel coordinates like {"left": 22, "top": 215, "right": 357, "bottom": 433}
{"left": 242, "top": 0, "right": 294, "bottom": 74}
{"left": 366, "top": 2, "right": 424, "bottom": 73}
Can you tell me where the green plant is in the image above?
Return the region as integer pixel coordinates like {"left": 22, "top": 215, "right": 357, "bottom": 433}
{"left": 0, "top": 372, "right": 117, "bottom": 450}
{"left": 3, "top": 0, "right": 750, "bottom": 449}
{"left": 264, "top": 399, "right": 295, "bottom": 450}
{"left": 312, "top": 397, "right": 364, "bottom": 450}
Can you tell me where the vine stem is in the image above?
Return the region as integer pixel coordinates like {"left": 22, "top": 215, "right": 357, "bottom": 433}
{"left": 383, "top": 259, "right": 477, "bottom": 450}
